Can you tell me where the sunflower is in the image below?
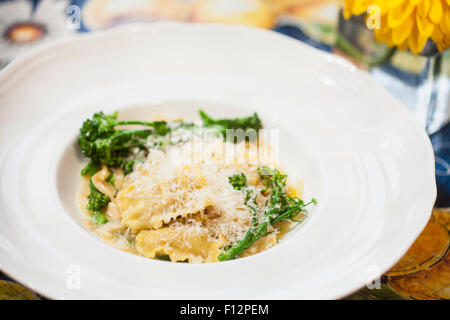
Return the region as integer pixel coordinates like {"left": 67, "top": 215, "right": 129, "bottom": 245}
{"left": 343, "top": 0, "right": 450, "bottom": 54}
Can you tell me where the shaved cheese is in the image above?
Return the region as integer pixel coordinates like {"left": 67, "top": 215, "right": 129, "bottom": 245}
{"left": 81, "top": 131, "right": 290, "bottom": 262}
{"left": 116, "top": 135, "right": 271, "bottom": 240}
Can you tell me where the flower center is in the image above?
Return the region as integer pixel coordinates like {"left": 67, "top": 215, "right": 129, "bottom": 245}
{"left": 4, "top": 22, "right": 46, "bottom": 44}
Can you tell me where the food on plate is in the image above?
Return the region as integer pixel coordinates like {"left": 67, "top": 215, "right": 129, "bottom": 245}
{"left": 77, "top": 109, "right": 315, "bottom": 262}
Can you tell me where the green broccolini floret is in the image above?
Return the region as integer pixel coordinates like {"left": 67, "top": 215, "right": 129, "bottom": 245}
{"left": 81, "top": 161, "right": 100, "bottom": 176}
{"left": 78, "top": 111, "right": 170, "bottom": 176}
{"left": 92, "top": 211, "right": 107, "bottom": 225}
{"left": 199, "top": 110, "right": 262, "bottom": 139}
{"left": 219, "top": 167, "right": 316, "bottom": 261}
{"left": 86, "top": 179, "right": 110, "bottom": 212}
{"left": 86, "top": 179, "right": 110, "bottom": 225}
{"left": 228, "top": 173, "right": 247, "bottom": 190}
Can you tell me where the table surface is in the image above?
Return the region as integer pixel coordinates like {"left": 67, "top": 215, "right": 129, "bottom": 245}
{"left": 0, "top": 0, "right": 448, "bottom": 300}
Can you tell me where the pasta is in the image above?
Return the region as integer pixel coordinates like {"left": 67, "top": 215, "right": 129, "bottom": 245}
{"left": 77, "top": 110, "right": 314, "bottom": 262}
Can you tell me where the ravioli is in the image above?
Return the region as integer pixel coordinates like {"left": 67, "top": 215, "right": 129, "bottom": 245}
{"left": 135, "top": 221, "right": 225, "bottom": 263}
{"left": 117, "top": 161, "right": 212, "bottom": 232}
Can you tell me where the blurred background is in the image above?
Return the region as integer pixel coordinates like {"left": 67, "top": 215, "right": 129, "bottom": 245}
{"left": 0, "top": 0, "right": 448, "bottom": 299}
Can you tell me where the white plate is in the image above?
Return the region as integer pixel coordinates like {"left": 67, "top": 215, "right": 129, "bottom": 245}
{"left": 0, "top": 22, "right": 436, "bottom": 299}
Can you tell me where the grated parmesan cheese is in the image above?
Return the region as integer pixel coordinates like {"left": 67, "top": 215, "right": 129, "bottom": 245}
{"left": 80, "top": 130, "right": 293, "bottom": 263}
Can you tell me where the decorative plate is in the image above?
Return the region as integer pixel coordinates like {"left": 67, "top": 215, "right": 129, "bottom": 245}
{"left": 0, "top": 22, "right": 436, "bottom": 299}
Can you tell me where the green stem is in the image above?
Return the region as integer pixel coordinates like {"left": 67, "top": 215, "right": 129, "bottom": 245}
{"left": 115, "top": 120, "right": 166, "bottom": 127}
{"left": 271, "top": 200, "right": 314, "bottom": 225}
{"left": 218, "top": 189, "right": 260, "bottom": 260}
{"left": 115, "top": 121, "right": 170, "bottom": 136}
{"left": 335, "top": 33, "right": 397, "bottom": 68}
{"left": 367, "top": 47, "right": 397, "bottom": 68}
{"left": 218, "top": 204, "right": 278, "bottom": 261}
{"left": 335, "top": 33, "right": 365, "bottom": 61}
{"left": 218, "top": 227, "right": 256, "bottom": 260}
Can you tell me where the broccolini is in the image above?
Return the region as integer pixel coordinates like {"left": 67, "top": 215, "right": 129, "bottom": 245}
{"left": 86, "top": 179, "right": 110, "bottom": 225}
{"left": 199, "top": 109, "right": 262, "bottom": 140}
{"left": 219, "top": 167, "right": 316, "bottom": 260}
{"left": 78, "top": 111, "right": 170, "bottom": 176}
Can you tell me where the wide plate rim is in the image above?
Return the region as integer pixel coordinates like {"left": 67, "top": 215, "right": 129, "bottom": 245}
{"left": 0, "top": 22, "right": 436, "bottom": 300}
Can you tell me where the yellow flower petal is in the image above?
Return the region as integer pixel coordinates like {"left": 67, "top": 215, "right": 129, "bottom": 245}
{"left": 441, "top": 6, "right": 450, "bottom": 33}
{"left": 439, "top": 38, "right": 450, "bottom": 51}
{"left": 388, "top": 1, "right": 416, "bottom": 28}
{"left": 416, "top": 11, "right": 435, "bottom": 37}
{"left": 388, "top": 0, "right": 407, "bottom": 9}
{"left": 418, "top": 0, "right": 431, "bottom": 17}
{"left": 375, "top": 28, "right": 395, "bottom": 47}
{"left": 429, "top": 0, "right": 443, "bottom": 23}
{"left": 379, "top": 12, "right": 389, "bottom": 29}
{"left": 372, "top": 0, "right": 389, "bottom": 14}
{"left": 432, "top": 24, "right": 450, "bottom": 51}
{"left": 352, "top": 0, "right": 372, "bottom": 15}
{"left": 397, "top": 39, "right": 409, "bottom": 50}
{"left": 408, "top": 26, "right": 428, "bottom": 54}
{"left": 432, "top": 22, "right": 444, "bottom": 42}
{"left": 374, "top": 25, "right": 391, "bottom": 40}
{"left": 392, "top": 14, "right": 414, "bottom": 45}
{"left": 343, "top": 0, "right": 355, "bottom": 19}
